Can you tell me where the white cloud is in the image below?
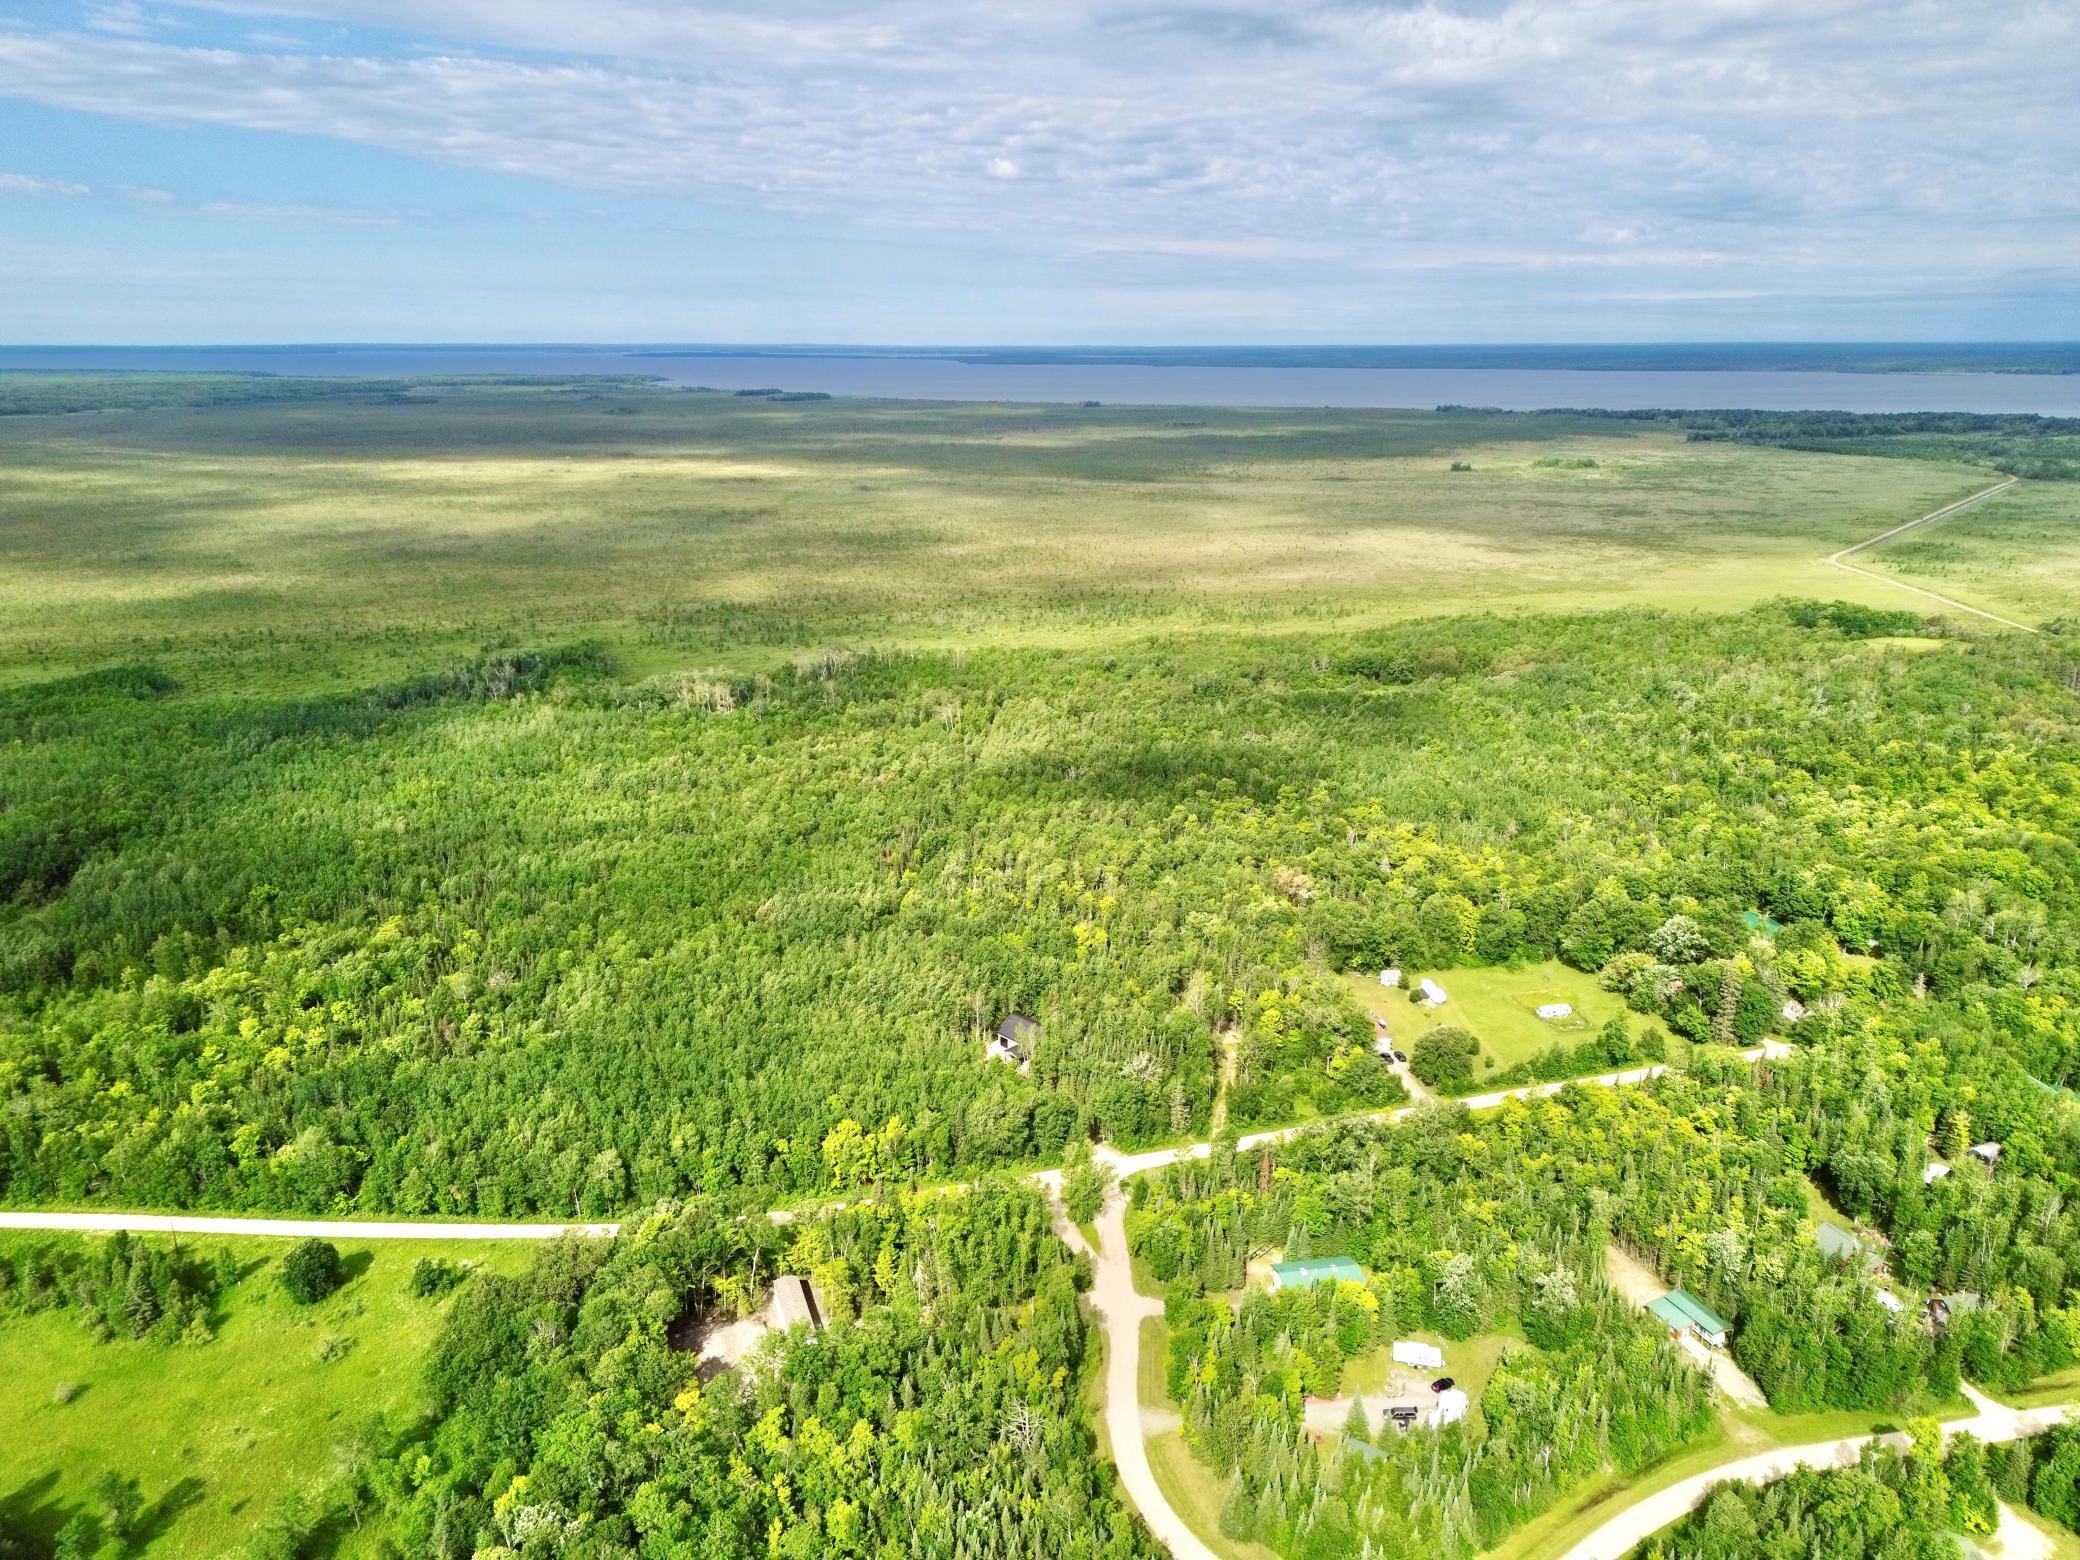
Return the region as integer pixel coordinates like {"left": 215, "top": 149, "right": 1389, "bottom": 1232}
{"left": 0, "top": 1, "right": 2071, "bottom": 323}
{"left": 0, "top": 171, "right": 91, "bottom": 196}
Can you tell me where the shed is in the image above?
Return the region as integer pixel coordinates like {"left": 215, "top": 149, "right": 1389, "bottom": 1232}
{"left": 1651, "top": 1289, "right": 1730, "bottom": 1348}
{"left": 1923, "top": 1163, "right": 1951, "bottom": 1184}
{"left": 1431, "top": 1387, "right": 1470, "bottom": 1427}
{"left": 1416, "top": 978, "right": 1448, "bottom": 1007}
{"left": 1391, "top": 1339, "right": 1445, "bottom": 1371}
{"left": 1815, "top": 1222, "right": 1871, "bottom": 1268}
{"left": 1968, "top": 1141, "right": 2002, "bottom": 1168}
{"left": 1268, "top": 1256, "right": 1365, "bottom": 1291}
{"left": 1535, "top": 1002, "right": 1573, "bottom": 1020}
{"left": 770, "top": 1275, "right": 827, "bottom": 1333}
{"left": 1875, "top": 1290, "right": 1907, "bottom": 1315}
{"left": 1379, "top": 968, "right": 1403, "bottom": 989}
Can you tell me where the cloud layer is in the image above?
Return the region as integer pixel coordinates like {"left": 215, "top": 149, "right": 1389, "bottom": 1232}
{"left": 1, "top": 1, "right": 2076, "bottom": 336}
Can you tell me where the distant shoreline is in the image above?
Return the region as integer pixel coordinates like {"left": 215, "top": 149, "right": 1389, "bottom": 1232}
{"left": 2, "top": 342, "right": 2077, "bottom": 377}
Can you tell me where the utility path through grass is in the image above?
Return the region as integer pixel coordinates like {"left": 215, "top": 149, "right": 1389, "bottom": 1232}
{"left": 1824, "top": 476, "right": 2036, "bottom": 632}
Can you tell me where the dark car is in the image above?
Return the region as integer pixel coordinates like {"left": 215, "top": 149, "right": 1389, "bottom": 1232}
{"left": 1390, "top": 1050, "right": 1408, "bottom": 1064}
{"left": 1430, "top": 1377, "right": 1456, "bottom": 1393}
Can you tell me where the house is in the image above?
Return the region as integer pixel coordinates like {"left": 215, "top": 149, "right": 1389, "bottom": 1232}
{"left": 1923, "top": 1163, "right": 1951, "bottom": 1185}
{"left": 1268, "top": 1256, "right": 1366, "bottom": 1291}
{"left": 1416, "top": 978, "right": 1448, "bottom": 1007}
{"left": 988, "top": 1014, "right": 1038, "bottom": 1066}
{"left": 1815, "top": 1222, "right": 1874, "bottom": 1269}
{"left": 1431, "top": 1387, "right": 1470, "bottom": 1428}
{"left": 1391, "top": 1339, "right": 1445, "bottom": 1371}
{"left": 1647, "top": 1288, "right": 1731, "bottom": 1349}
{"left": 1928, "top": 1291, "right": 1983, "bottom": 1333}
{"left": 770, "top": 1275, "right": 827, "bottom": 1333}
{"left": 1379, "top": 968, "right": 1403, "bottom": 989}
{"left": 1781, "top": 999, "right": 1808, "bottom": 1023}
{"left": 1535, "top": 1002, "right": 1573, "bottom": 1020}
{"left": 1968, "top": 1141, "right": 2002, "bottom": 1168}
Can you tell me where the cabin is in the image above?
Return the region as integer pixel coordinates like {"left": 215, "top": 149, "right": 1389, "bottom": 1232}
{"left": 1416, "top": 978, "right": 1448, "bottom": 1007}
{"left": 1391, "top": 1339, "right": 1445, "bottom": 1371}
{"left": 770, "top": 1275, "right": 827, "bottom": 1333}
{"left": 1379, "top": 968, "right": 1403, "bottom": 989}
{"left": 1431, "top": 1387, "right": 1470, "bottom": 1427}
{"left": 1814, "top": 1222, "right": 1876, "bottom": 1270}
{"left": 1268, "top": 1256, "right": 1365, "bottom": 1291}
{"left": 988, "top": 1014, "right": 1038, "bottom": 1066}
{"left": 1535, "top": 1002, "right": 1573, "bottom": 1020}
{"left": 1968, "top": 1141, "right": 2002, "bottom": 1169}
{"left": 1647, "top": 1288, "right": 1730, "bottom": 1349}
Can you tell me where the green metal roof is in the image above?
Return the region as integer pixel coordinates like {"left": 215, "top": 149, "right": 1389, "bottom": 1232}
{"left": 1815, "top": 1222, "right": 1865, "bottom": 1262}
{"left": 1742, "top": 910, "right": 1784, "bottom": 936}
{"left": 1647, "top": 1295, "right": 1692, "bottom": 1332}
{"left": 1269, "top": 1257, "right": 1366, "bottom": 1288}
{"left": 1662, "top": 1288, "right": 1730, "bottom": 1336}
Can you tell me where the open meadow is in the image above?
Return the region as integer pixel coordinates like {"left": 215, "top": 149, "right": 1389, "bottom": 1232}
{"left": 0, "top": 377, "right": 2023, "bottom": 691}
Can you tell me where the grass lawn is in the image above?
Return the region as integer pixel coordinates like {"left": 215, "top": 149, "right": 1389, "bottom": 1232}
{"left": 1343, "top": 962, "right": 1668, "bottom": 1081}
{"left": 1145, "top": 1429, "right": 1279, "bottom": 1560}
{"left": 1140, "top": 1316, "right": 1173, "bottom": 1413}
{"left": 0, "top": 1233, "right": 533, "bottom": 1556}
{"left": 1342, "top": 1327, "right": 1519, "bottom": 1418}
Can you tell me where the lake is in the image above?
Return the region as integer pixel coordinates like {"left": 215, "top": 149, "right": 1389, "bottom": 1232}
{"left": 4, "top": 344, "right": 2078, "bottom": 415}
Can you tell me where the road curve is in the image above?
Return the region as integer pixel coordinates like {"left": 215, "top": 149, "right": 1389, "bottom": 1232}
{"left": 1823, "top": 476, "right": 2036, "bottom": 634}
{"left": 1558, "top": 1385, "right": 2073, "bottom": 1560}
{"left": 0, "top": 1210, "right": 618, "bottom": 1240}
{"left": 1088, "top": 1188, "right": 1222, "bottom": 1560}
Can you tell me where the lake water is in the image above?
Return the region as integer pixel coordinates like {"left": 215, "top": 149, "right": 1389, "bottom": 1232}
{"left": 4, "top": 344, "right": 2078, "bottom": 415}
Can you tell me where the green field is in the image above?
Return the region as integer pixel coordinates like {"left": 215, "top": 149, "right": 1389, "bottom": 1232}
{"left": 1343, "top": 962, "right": 1670, "bottom": 1077}
{"left": 0, "top": 1234, "right": 531, "bottom": 1556}
{"left": 1864, "top": 479, "right": 2080, "bottom": 626}
{"left": 0, "top": 378, "right": 2005, "bottom": 690}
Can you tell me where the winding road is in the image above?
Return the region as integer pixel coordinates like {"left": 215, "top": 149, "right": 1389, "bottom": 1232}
{"left": 1558, "top": 1386, "right": 2074, "bottom": 1560}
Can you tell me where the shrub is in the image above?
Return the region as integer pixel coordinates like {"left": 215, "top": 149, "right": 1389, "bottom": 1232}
{"left": 280, "top": 1239, "right": 344, "bottom": 1304}
{"left": 1410, "top": 1026, "right": 1481, "bottom": 1092}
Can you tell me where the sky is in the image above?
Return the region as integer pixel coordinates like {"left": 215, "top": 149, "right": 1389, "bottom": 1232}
{"left": 0, "top": 0, "right": 2075, "bottom": 344}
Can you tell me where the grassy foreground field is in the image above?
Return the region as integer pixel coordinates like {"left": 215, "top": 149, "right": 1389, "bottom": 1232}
{"left": 0, "top": 1234, "right": 530, "bottom": 1556}
{"left": 1341, "top": 963, "right": 1673, "bottom": 1077}
{"left": 0, "top": 377, "right": 2025, "bottom": 689}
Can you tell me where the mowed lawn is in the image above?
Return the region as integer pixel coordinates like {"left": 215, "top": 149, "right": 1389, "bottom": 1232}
{"left": 1342, "top": 962, "right": 1668, "bottom": 1077}
{"left": 0, "top": 1234, "right": 533, "bottom": 1556}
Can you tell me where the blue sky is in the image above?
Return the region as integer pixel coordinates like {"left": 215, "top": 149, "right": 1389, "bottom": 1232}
{"left": 0, "top": 0, "right": 2075, "bottom": 343}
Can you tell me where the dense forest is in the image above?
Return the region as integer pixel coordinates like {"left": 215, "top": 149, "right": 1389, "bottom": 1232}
{"left": 4, "top": 601, "right": 2078, "bottom": 1217}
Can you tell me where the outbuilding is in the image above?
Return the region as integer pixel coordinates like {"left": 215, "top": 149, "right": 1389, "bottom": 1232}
{"left": 1647, "top": 1289, "right": 1730, "bottom": 1349}
{"left": 1268, "top": 1256, "right": 1366, "bottom": 1291}
{"left": 1416, "top": 978, "right": 1448, "bottom": 1007}
{"left": 1391, "top": 1339, "right": 1446, "bottom": 1371}
{"left": 1968, "top": 1141, "right": 2002, "bottom": 1168}
{"left": 1379, "top": 968, "right": 1403, "bottom": 989}
{"left": 1815, "top": 1222, "right": 1873, "bottom": 1269}
{"left": 1923, "top": 1163, "right": 1951, "bottom": 1185}
{"left": 1781, "top": 999, "right": 1808, "bottom": 1023}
